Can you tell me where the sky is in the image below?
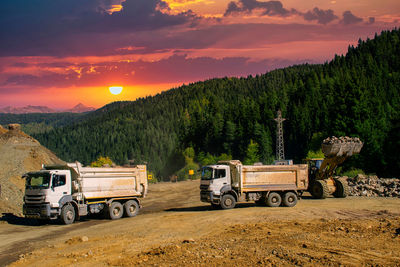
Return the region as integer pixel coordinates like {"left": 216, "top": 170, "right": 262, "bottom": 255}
{"left": 0, "top": 0, "right": 399, "bottom": 109}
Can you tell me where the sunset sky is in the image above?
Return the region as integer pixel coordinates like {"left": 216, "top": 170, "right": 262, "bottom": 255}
{"left": 0, "top": 0, "right": 399, "bottom": 109}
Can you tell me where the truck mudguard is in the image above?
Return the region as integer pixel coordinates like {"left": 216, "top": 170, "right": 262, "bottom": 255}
{"left": 58, "top": 195, "right": 73, "bottom": 207}
{"left": 221, "top": 185, "right": 239, "bottom": 200}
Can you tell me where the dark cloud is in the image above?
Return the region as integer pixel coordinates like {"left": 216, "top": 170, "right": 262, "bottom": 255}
{"left": 224, "top": 0, "right": 341, "bottom": 25}
{"left": 341, "top": 11, "right": 363, "bottom": 25}
{"left": 367, "top": 17, "right": 375, "bottom": 25}
{"left": 0, "top": 0, "right": 198, "bottom": 57}
{"left": 303, "top": 7, "right": 338, "bottom": 25}
{"left": 224, "top": 0, "right": 292, "bottom": 17}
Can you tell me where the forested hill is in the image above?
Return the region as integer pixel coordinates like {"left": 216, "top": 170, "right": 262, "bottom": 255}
{"left": 34, "top": 29, "right": 400, "bottom": 179}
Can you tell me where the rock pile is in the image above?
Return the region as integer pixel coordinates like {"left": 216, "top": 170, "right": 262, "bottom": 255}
{"left": 347, "top": 174, "right": 400, "bottom": 197}
{"left": 8, "top": 123, "right": 22, "bottom": 131}
{"left": 323, "top": 136, "right": 362, "bottom": 145}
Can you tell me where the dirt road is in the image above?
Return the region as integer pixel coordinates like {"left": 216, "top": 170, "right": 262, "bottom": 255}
{"left": 2, "top": 180, "right": 400, "bottom": 266}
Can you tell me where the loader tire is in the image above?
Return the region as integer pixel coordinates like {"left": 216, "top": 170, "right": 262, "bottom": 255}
{"left": 311, "top": 180, "right": 329, "bottom": 199}
{"left": 282, "top": 192, "right": 298, "bottom": 207}
{"left": 60, "top": 204, "right": 75, "bottom": 225}
{"left": 266, "top": 192, "right": 282, "bottom": 207}
{"left": 333, "top": 178, "right": 349, "bottom": 198}
{"left": 109, "top": 201, "right": 123, "bottom": 220}
{"left": 220, "top": 194, "right": 236, "bottom": 209}
{"left": 124, "top": 200, "right": 139, "bottom": 217}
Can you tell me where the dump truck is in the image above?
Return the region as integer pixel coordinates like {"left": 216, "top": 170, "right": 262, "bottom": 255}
{"left": 307, "top": 136, "right": 363, "bottom": 199}
{"left": 22, "top": 162, "right": 148, "bottom": 224}
{"left": 200, "top": 160, "right": 308, "bottom": 209}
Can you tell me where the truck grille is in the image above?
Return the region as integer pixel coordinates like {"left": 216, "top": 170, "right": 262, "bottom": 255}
{"left": 25, "top": 194, "right": 45, "bottom": 203}
{"left": 24, "top": 204, "right": 41, "bottom": 216}
{"left": 200, "top": 184, "right": 209, "bottom": 191}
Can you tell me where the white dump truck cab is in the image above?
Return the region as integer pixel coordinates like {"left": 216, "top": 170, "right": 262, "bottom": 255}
{"left": 23, "top": 170, "right": 72, "bottom": 220}
{"left": 200, "top": 164, "right": 239, "bottom": 209}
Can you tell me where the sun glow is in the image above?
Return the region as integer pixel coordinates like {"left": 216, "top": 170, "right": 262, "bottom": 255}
{"left": 109, "top": 86, "right": 123, "bottom": 95}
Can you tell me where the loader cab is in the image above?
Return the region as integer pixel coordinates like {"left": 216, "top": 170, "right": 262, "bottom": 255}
{"left": 304, "top": 158, "right": 324, "bottom": 181}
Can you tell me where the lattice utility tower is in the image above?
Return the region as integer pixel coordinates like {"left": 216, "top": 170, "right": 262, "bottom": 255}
{"left": 274, "top": 110, "right": 286, "bottom": 161}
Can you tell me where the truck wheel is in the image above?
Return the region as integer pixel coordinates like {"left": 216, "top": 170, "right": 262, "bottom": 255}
{"left": 333, "top": 178, "right": 349, "bottom": 198}
{"left": 109, "top": 202, "right": 123, "bottom": 220}
{"left": 124, "top": 200, "right": 139, "bottom": 217}
{"left": 282, "top": 192, "right": 298, "bottom": 207}
{"left": 311, "top": 180, "right": 329, "bottom": 199}
{"left": 61, "top": 204, "right": 75, "bottom": 225}
{"left": 266, "top": 192, "right": 282, "bottom": 207}
{"left": 220, "top": 194, "right": 236, "bottom": 209}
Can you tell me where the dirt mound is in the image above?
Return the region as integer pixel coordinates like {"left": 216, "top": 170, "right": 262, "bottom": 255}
{"left": 0, "top": 125, "right": 7, "bottom": 134}
{"left": 0, "top": 124, "right": 64, "bottom": 215}
{"left": 0, "top": 124, "right": 39, "bottom": 146}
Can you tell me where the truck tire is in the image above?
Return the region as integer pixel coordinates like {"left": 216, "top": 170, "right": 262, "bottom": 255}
{"left": 109, "top": 201, "right": 124, "bottom": 220}
{"left": 333, "top": 178, "right": 349, "bottom": 198}
{"left": 60, "top": 204, "right": 75, "bottom": 225}
{"left": 220, "top": 194, "right": 236, "bottom": 209}
{"left": 282, "top": 192, "right": 298, "bottom": 207}
{"left": 266, "top": 192, "right": 282, "bottom": 207}
{"left": 311, "top": 180, "right": 329, "bottom": 199}
{"left": 124, "top": 200, "right": 139, "bottom": 217}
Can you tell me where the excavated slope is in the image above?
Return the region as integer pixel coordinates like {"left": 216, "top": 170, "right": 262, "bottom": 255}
{"left": 0, "top": 124, "right": 64, "bottom": 215}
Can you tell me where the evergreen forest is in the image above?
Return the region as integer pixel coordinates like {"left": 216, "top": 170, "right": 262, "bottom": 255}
{"left": 2, "top": 29, "right": 399, "bottom": 179}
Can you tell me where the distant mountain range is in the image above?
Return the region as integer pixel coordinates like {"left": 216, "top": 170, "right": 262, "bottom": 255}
{"left": 0, "top": 103, "right": 95, "bottom": 114}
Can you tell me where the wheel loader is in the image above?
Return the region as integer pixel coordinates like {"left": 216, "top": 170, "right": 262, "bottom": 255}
{"left": 306, "top": 136, "right": 363, "bottom": 199}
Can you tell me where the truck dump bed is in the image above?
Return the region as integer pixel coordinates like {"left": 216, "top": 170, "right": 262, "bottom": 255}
{"left": 241, "top": 164, "right": 308, "bottom": 192}
{"left": 220, "top": 161, "right": 308, "bottom": 193}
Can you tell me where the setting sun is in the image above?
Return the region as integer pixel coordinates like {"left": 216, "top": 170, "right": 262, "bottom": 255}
{"left": 109, "top": 86, "right": 123, "bottom": 95}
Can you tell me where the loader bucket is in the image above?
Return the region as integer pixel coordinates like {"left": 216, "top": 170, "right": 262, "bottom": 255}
{"left": 322, "top": 136, "right": 363, "bottom": 158}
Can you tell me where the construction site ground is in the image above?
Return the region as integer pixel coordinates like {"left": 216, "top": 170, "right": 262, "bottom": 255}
{"left": 1, "top": 180, "right": 400, "bottom": 266}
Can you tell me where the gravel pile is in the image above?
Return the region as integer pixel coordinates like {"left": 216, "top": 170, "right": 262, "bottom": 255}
{"left": 347, "top": 174, "right": 400, "bottom": 197}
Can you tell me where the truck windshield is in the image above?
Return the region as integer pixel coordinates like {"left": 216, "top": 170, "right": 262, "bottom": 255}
{"left": 316, "top": 160, "right": 323, "bottom": 169}
{"left": 201, "top": 167, "right": 226, "bottom": 180}
{"left": 201, "top": 167, "right": 213, "bottom": 180}
{"left": 25, "top": 173, "right": 51, "bottom": 189}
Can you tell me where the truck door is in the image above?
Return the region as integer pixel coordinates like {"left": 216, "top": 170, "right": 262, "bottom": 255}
{"left": 49, "top": 172, "right": 70, "bottom": 205}
{"left": 213, "top": 167, "right": 230, "bottom": 193}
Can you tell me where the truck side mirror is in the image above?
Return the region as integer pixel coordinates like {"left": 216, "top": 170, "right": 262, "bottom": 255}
{"left": 51, "top": 175, "right": 56, "bottom": 190}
